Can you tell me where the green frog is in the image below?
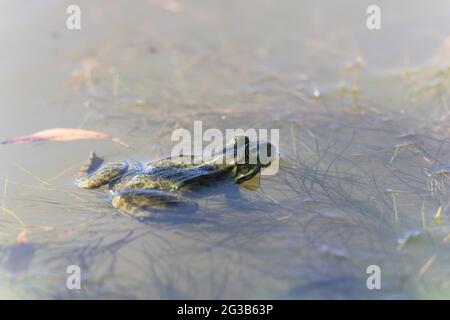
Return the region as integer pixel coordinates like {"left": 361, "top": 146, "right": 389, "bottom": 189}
{"left": 75, "top": 135, "right": 274, "bottom": 219}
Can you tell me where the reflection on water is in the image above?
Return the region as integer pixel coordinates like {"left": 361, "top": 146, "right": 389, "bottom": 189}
{"left": 1, "top": 0, "right": 450, "bottom": 299}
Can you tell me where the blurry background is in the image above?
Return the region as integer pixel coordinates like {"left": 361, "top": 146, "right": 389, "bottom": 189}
{"left": 1, "top": 0, "right": 450, "bottom": 299}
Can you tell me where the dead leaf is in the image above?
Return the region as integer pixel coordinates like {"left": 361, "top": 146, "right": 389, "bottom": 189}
{"left": 2, "top": 128, "right": 127, "bottom": 147}
{"left": 16, "top": 230, "right": 29, "bottom": 244}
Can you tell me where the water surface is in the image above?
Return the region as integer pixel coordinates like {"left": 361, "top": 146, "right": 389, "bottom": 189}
{"left": 1, "top": 0, "right": 450, "bottom": 299}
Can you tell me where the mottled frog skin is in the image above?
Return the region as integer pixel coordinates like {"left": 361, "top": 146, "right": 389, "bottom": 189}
{"left": 75, "top": 135, "right": 273, "bottom": 219}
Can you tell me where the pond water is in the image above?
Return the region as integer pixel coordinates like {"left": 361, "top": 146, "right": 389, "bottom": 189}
{"left": 1, "top": 0, "right": 450, "bottom": 299}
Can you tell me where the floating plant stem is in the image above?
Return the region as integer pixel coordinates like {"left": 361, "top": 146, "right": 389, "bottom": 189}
{"left": 434, "top": 205, "right": 443, "bottom": 224}
{"left": 392, "top": 194, "right": 399, "bottom": 225}
{"left": 388, "top": 149, "right": 399, "bottom": 165}
{"left": 385, "top": 189, "right": 399, "bottom": 225}
{"left": 421, "top": 198, "right": 427, "bottom": 229}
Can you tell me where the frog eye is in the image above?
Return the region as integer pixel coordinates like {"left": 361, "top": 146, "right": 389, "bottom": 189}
{"left": 232, "top": 135, "right": 250, "bottom": 150}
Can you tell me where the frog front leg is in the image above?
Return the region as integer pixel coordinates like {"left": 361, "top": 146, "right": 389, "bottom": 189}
{"left": 75, "top": 152, "right": 129, "bottom": 189}
{"left": 111, "top": 189, "right": 198, "bottom": 218}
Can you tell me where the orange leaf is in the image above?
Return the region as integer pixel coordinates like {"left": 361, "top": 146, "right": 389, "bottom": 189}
{"left": 2, "top": 128, "right": 126, "bottom": 146}
{"left": 16, "top": 230, "right": 29, "bottom": 244}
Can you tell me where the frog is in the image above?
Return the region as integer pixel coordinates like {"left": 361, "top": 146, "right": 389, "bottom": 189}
{"left": 74, "top": 135, "right": 274, "bottom": 219}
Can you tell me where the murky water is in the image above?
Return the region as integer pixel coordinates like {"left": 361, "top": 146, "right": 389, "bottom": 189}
{"left": 1, "top": 0, "right": 450, "bottom": 299}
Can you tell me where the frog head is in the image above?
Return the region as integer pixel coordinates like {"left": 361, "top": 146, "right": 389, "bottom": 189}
{"left": 210, "top": 135, "right": 274, "bottom": 184}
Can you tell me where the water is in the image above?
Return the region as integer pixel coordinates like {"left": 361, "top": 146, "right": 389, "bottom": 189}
{"left": 1, "top": 0, "right": 450, "bottom": 299}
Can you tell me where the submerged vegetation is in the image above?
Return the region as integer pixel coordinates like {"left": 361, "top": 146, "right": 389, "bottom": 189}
{"left": 3, "top": 56, "right": 450, "bottom": 297}
{"left": 2, "top": 1, "right": 450, "bottom": 299}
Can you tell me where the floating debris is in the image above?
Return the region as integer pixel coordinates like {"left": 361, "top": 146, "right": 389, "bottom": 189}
{"left": 317, "top": 244, "right": 349, "bottom": 260}
{"left": 389, "top": 141, "right": 426, "bottom": 164}
{"left": 301, "top": 195, "right": 320, "bottom": 205}
{"left": 2, "top": 128, "right": 128, "bottom": 147}
{"left": 424, "top": 165, "right": 450, "bottom": 197}
{"left": 397, "top": 229, "right": 427, "bottom": 250}
{"left": 350, "top": 153, "right": 366, "bottom": 160}
{"left": 443, "top": 233, "right": 450, "bottom": 243}
{"left": 396, "top": 130, "right": 417, "bottom": 140}
{"left": 417, "top": 254, "right": 437, "bottom": 278}
{"left": 434, "top": 206, "right": 444, "bottom": 223}
{"left": 382, "top": 115, "right": 397, "bottom": 125}
{"left": 424, "top": 165, "right": 450, "bottom": 177}
{"left": 313, "top": 89, "right": 321, "bottom": 98}
{"left": 319, "top": 210, "right": 347, "bottom": 220}
{"left": 392, "top": 141, "right": 420, "bottom": 152}
{"left": 329, "top": 123, "right": 342, "bottom": 133}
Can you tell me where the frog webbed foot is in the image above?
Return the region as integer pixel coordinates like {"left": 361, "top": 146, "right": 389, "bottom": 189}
{"left": 75, "top": 152, "right": 129, "bottom": 189}
{"left": 111, "top": 189, "right": 198, "bottom": 219}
